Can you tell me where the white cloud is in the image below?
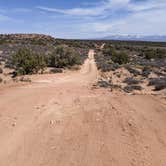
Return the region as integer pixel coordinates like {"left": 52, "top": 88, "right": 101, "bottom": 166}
{"left": 37, "top": 0, "right": 166, "bottom": 17}
{"left": 37, "top": 6, "right": 106, "bottom": 17}
{"left": 1, "top": 1, "right": 165, "bottom": 38}
{"left": 36, "top": 0, "right": 166, "bottom": 38}
{"left": 79, "top": 7, "right": 166, "bottom": 37}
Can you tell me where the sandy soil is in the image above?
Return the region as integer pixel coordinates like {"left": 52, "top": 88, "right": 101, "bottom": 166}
{"left": 0, "top": 50, "right": 166, "bottom": 166}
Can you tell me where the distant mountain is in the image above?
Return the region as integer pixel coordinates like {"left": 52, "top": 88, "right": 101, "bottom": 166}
{"left": 100, "top": 35, "right": 166, "bottom": 42}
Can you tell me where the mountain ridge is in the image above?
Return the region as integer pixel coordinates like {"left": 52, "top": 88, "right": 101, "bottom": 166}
{"left": 99, "top": 35, "right": 166, "bottom": 42}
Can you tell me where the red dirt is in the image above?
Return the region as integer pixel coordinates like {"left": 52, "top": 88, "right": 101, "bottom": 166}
{"left": 0, "top": 50, "right": 166, "bottom": 166}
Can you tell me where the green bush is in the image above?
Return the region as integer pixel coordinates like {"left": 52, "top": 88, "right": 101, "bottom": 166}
{"left": 144, "top": 49, "right": 156, "bottom": 59}
{"left": 12, "top": 48, "right": 46, "bottom": 75}
{"left": 144, "top": 48, "right": 166, "bottom": 59}
{"left": 103, "top": 46, "right": 116, "bottom": 56}
{"left": 49, "top": 45, "right": 81, "bottom": 68}
{"left": 111, "top": 52, "right": 129, "bottom": 65}
{"left": 101, "top": 45, "right": 129, "bottom": 65}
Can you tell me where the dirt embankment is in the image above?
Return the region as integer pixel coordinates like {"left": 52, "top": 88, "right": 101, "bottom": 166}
{"left": 0, "top": 50, "right": 166, "bottom": 166}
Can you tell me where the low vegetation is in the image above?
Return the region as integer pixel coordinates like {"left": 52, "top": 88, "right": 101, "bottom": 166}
{"left": 123, "top": 77, "right": 140, "bottom": 85}
{"left": 143, "top": 48, "right": 166, "bottom": 59}
{"left": 50, "top": 68, "right": 63, "bottom": 73}
{"left": 148, "top": 77, "right": 166, "bottom": 91}
{"left": 123, "top": 85, "right": 143, "bottom": 93}
{"left": 48, "top": 45, "right": 81, "bottom": 68}
{"left": 95, "top": 46, "right": 129, "bottom": 72}
{"left": 10, "top": 45, "right": 82, "bottom": 76}
{"left": 95, "top": 42, "right": 166, "bottom": 93}
{"left": 12, "top": 48, "right": 46, "bottom": 75}
{"left": 0, "top": 34, "right": 166, "bottom": 94}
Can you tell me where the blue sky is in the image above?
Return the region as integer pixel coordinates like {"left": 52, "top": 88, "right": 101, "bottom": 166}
{"left": 0, "top": 0, "right": 166, "bottom": 38}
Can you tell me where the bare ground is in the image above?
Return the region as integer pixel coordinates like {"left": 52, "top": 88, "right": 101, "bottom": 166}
{"left": 0, "top": 50, "right": 166, "bottom": 166}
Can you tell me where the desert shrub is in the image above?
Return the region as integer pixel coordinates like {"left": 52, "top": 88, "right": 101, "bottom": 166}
{"left": 123, "top": 85, "right": 142, "bottom": 93}
{"left": 111, "top": 52, "right": 129, "bottom": 65}
{"left": 102, "top": 45, "right": 129, "bottom": 65}
{"left": 11, "top": 71, "right": 17, "bottom": 78}
{"left": 95, "top": 51, "right": 120, "bottom": 72}
{"left": 125, "top": 66, "right": 141, "bottom": 76}
{"left": 0, "top": 77, "right": 2, "bottom": 83}
{"left": 69, "top": 65, "right": 81, "bottom": 70}
{"left": 49, "top": 45, "right": 81, "bottom": 68}
{"left": 19, "top": 77, "right": 31, "bottom": 82}
{"left": 5, "top": 59, "right": 14, "bottom": 68}
{"left": 12, "top": 48, "right": 46, "bottom": 75}
{"left": 155, "top": 84, "right": 166, "bottom": 91}
{"left": 97, "top": 79, "right": 121, "bottom": 90}
{"left": 99, "top": 63, "right": 112, "bottom": 72}
{"left": 0, "top": 67, "right": 3, "bottom": 74}
{"left": 148, "top": 77, "right": 166, "bottom": 91}
{"left": 96, "top": 60, "right": 119, "bottom": 72}
{"left": 142, "top": 66, "right": 151, "bottom": 77}
{"left": 97, "top": 80, "right": 111, "bottom": 88}
{"left": 123, "top": 77, "right": 140, "bottom": 85}
{"left": 103, "top": 46, "right": 116, "bottom": 56}
{"left": 50, "top": 68, "right": 63, "bottom": 73}
{"left": 110, "top": 84, "right": 121, "bottom": 89}
{"left": 144, "top": 49, "right": 166, "bottom": 59}
{"left": 144, "top": 49, "right": 156, "bottom": 59}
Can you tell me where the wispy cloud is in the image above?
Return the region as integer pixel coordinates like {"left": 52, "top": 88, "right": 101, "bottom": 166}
{"left": 1, "top": 0, "right": 166, "bottom": 38}
{"left": 79, "top": 6, "right": 166, "bottom": 37}
{"left": 35, "top": 0, "right": 166, "bottom": 38}
{"left": 37, "top": 0, "right": 166, "bottom": 17}
{"left": 0, "top": 14, "right": 11, "bottom": 21}
{"left": 37, "top": 6, "right": 106, "bottom": 17}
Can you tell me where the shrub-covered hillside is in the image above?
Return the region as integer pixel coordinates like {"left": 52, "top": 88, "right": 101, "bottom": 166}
{"left": 95, "top": 42, "right": 166, "bottom": 93}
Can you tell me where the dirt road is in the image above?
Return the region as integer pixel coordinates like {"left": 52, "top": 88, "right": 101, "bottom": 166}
{"left": 0, "top": 50, "right": 166, "bottom": 166}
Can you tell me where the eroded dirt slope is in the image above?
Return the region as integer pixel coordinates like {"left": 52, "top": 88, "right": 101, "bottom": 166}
{"left": 0, "top": 50, "right": 166, "bottom": 166}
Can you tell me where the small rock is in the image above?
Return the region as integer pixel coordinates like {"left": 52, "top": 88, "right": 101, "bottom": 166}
{"left": 12, "top": 122, "right": 16, "bottom": 127}
{"left": 35, "top": 106, "right": 40, "bottom": 110}
{"left": 50, "top": 120, "right": 54, "bottom": 125}
{"left": 128, "top": 122, "right": 132, "bottom": 127}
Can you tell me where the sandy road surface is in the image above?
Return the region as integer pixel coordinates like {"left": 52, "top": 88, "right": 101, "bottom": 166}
{"left": 0, "top": 50, "right": 166, "bottom": 166}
